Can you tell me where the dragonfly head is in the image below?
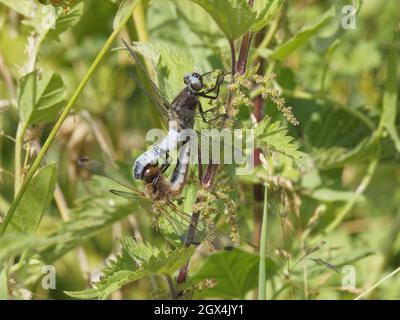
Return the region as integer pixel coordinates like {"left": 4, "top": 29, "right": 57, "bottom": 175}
{"left": 142, "top": 164, "right": 161, "bottom": 184}
{"left": 184, "top": 72, "right": 203, "bottom": 92}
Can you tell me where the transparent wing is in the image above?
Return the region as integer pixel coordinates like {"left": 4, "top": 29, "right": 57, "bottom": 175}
{"left": 78, "top": 157, "right": 141, "bottom": 194}
{"left": 163, "top": 202, "right": 234, "bottom": 250}
{"left": 121, "top": 39, "right": 171, "bottom": 117}
{"left": 109, "top": 189, "right": 148, "bottom": 203}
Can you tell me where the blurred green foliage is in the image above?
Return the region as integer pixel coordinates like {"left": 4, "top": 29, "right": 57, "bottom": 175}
{"left": 0, "top": 0, "right": 399, "bottom": 300}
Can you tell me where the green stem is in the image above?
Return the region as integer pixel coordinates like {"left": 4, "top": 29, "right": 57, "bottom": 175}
{"left": 354, "top": 265, "right": 400, "bottom": 300}
{"left": 258, "top": 183, "right": 268, "bottom": 300}
{"left": 14, "top": 122, "right": 28, "bottom": 196}
{"left": 0, "top": 0, "right": 141, "bottom": 235}
{"left": 324, "top": 152, "right": 379, "bottom": 234}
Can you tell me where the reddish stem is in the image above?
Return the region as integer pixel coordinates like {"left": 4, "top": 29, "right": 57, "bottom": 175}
{"left": 176, "top": 0, "right": 255, "bottom": 289}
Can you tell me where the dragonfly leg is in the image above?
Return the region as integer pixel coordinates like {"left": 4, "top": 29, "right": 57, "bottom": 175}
{"left": 196, "top": 73, "right": 226, "bottom": 99}
{"left": 151, "top": 153, "right": 172, "bottom": 187}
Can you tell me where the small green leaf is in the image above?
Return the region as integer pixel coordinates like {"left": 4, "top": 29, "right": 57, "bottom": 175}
{"left": 270, "top": 6, "right": 337, "bottom": 60}
{"left": 189, "top": 0, "right": 256, "bottom": 40}
{"left": 379, "top": 30, "right": 400, "bottom": 152}
{"left": 113, "top": 0, "right": 141, "bottom": 30}
{"left": 5, "top": 164, "right": 57, "bottom": 234}
{"left": 0, "top": 0, "right": 35, "bottom": 17}
{"left": 255, "top": 116, "right": 304, "bottom": 163}
{"left": 17, "top": 70, "right": 66, "bottom": 126}
{"left": 192, "top": 249, "right": 280, "bottom": 299}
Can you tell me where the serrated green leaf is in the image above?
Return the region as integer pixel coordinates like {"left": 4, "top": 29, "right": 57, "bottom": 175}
{"left": 192, "top": 249, "right": 281, "bottom": 299}
{"left": 5, "top": 164, "right": 57, "bottom": 235}
{"left": 189, "top": 0, "right": 256, "bottom": 40}
{"left": 255, "top": 116, "right": 304, "bottom": 163}
{"left": 17, "top": 70, "right": 67, "bottom": 125}
{"left": 40, "top": 196, "right": 133, "bottom": 262}
{"left": 66, "top": 239, "right": 194, "bottom": 299}
{"left": 0, "top": 0, "right": 35, "bottom": 17}
{"left": 270, "top": 6, "right": 336, "bottom": 60}
{"left": 379, "top": 30, "right": 400, "bottom": 152}
{"left": 313, "top": 135, "right": 379, "bottom": 170}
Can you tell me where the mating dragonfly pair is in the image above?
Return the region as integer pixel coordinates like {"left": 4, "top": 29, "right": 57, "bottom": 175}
{"left": 78, "top": 39, "right": 233, "bottom": 250}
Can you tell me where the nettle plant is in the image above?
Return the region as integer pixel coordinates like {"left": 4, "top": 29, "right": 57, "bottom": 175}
{"left": 1, "top": 0, "right": 398, "bottom": 300}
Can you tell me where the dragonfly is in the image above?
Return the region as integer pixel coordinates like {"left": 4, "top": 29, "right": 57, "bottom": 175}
{"left": 120, "top": 39, "right": 228, "bottom": 189}
{"left": 78, "top": 157, "right": 233, "bottom": 250}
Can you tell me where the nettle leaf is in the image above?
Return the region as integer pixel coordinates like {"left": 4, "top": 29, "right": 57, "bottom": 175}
{"left": 379, "top": 31, "right": 400, "bottom": 153}
{"left": 313, "top": 135, "right": 379, "bottom": 170}
{"left": 192, "top": 249, "right": 280, "bottom": 299}
{"left": 113, "top": 0, "right": 140, "bottom": 30}
{"left": 0, "top": 0, "right": 35, "bottom": 17}
{"left": 17, "top": 70, "right": 66, "bottom": 126}
{"left": 189, "top": 0, "right": 256, "bottom": 41}
{"left": 255, "top": 116, "right": 304, "bottom": 163}
{"left": 252, "top": 0, "right": 283, "bottom": 32}
{"left": 5, "top": 164, "right": 57, "bottom": 235}
{"left": 269, "top": 6, "right": 337, "bottom": 60}
{"left": 40, "top": 195, "right": 134, "bottom": 262}
{"left": 66, "top": 238, "right": 194, "bottom": 299}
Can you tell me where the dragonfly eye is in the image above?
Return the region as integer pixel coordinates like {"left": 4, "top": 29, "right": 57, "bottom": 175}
{"left": 184, "top": 73, "right": 203, "bottom": 91}
{"left": 143, "top": 165, "right": 159, "bottom": 183}
{"left": 183, "top": 74, "right": 191, "bottom": 85}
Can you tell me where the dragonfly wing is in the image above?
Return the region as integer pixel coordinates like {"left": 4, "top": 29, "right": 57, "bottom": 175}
{"left": 78, "top": 157, "right": 137, "bottom": 191}
{"left": 127, "top": 71, "right": 169, "bottom": 128}
{"left": 109, "top": 189, "right": 147, "bottom": 202}
{"left": 163, "top": 202, "right": 234, "bottom": 250}
{"left": 121, "top": 39, "right": 171, "bottom": 116}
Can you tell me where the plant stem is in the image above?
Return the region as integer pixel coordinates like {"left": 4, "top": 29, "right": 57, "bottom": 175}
{"left": 0, "top": 0, "right": 141, "bottom": 235}
{"left": 324, "top": 152, "right": 379, "bottom": 234}
{"left": 176, "top": 0, "right": 255, "bottom": 286}
{"left": 258, "top": 183, "right": 268, "bottom": 300}
{"left": 165, "top": 275, "right": 177, "bottom": 300}
{"left": 14, "top": 122, "right": 28, "bottom": 196}
{"left": 229, "top": 39, "right": 236, "bottom": 75}
{"left": 354, "top": 265, "right": 400, "bottom": 300}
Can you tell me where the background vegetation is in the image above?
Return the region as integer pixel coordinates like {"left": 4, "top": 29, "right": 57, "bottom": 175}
{"left": 0, "top": 0, "right": 399, "bottom": 300}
